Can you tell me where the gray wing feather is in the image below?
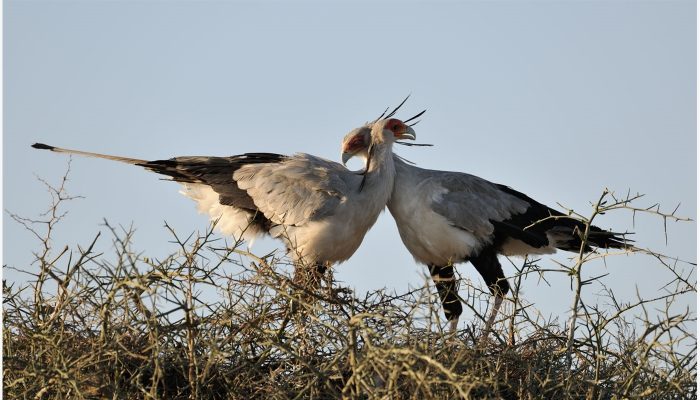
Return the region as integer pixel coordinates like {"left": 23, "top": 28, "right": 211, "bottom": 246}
{"left": 140, "top": 153, "right": 286, "bottom": 211}
{"left": 429, "top": 172, "right": 530, "bottom": 237}
{"left": 234, "top": 154, "right": 352, "bottom": 226}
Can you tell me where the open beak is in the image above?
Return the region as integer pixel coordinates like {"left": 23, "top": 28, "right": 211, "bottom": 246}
{"left": 396, "top": 126, "right": 416, "bottom": 141}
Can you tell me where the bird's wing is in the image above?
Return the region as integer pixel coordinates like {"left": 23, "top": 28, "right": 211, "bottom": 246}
{"left": 427, "top": 171, "right": 552, "bottom": 247}
{"left": 428, "top": 171, "right": 628, "bottom": 251}
{"left": 233, "top": 153, "right": 354, "bottom": 226}
{"left": 491, "top": 184, "right": 630, "bottom": 250}
{"left": 139, "top": 153, "right": 287, "bottom": 212}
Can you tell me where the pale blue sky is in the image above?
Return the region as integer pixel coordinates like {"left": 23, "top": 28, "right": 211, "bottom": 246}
{"left": 4, "top": 1, "right": 696, "bottom": 329}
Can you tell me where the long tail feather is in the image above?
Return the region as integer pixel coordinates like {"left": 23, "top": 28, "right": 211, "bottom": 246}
{"left": 32, "top": 143, "right": 147, "bottom": 165}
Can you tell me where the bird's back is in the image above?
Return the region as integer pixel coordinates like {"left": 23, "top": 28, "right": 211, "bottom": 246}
{"left": 389, "top": 156, "right": 629, "bottom": 263}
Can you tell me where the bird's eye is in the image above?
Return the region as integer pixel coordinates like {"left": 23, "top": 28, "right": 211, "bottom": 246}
{"left": 387, "top": 118, "right": 403, "bottom": 131}
{"left": 346, "top": 135, "right": 365, "bottom": 151}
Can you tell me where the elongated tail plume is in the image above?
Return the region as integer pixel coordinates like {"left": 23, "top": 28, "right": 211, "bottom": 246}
{"left": 32, "top": 143, "right": 148, "bottom": 166}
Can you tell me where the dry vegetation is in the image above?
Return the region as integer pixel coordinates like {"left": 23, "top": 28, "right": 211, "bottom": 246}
{"left": 4, "top": 169, "right": 696, "bottom": 399}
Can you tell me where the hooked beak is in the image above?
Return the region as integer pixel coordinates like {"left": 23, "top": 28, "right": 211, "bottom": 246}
{"left": 341, "top": 151, "right": 353, "bottom": 166}
{"left": 396, "top": 126, "right": 416, "bottom": 141}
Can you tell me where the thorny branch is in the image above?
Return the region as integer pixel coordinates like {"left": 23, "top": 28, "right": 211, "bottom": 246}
{"left": 3, "top": 172, "right": 695, "bottom": 399}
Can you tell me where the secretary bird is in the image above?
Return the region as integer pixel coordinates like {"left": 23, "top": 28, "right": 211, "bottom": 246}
{"left": 341, "top": 127, "right": 630, "bottom": 333}
{"left": 31, "top": 114, "right": 417, "bottom": 281}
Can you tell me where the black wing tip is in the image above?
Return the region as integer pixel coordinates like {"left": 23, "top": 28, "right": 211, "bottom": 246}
{"left": 32, "top": 143, "right": 55, "bottom": 151}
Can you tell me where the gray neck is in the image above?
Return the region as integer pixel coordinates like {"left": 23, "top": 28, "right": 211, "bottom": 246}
{"left": 387, "top": 152, "right": 422, "bottom": 211}
{"left": 360, "top": 141, "right": 396, "bottom": 198}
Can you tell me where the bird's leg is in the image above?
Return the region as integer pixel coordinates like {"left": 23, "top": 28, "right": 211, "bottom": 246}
{"left": 483, "top": 294, "right": 504, "bottom": 335}
{"left": 315, "top": 261, "right": 338, "bottom": 302}
{"left": 285, "top": 260, "right": 324, "bottom": 328}
{"left": 285, "top": 261, "right": 330, "bottom": 356}
{"left": 315, "top": 262, "right": 329, "bottom": 288}
{"left": 448, "top": 318, "right": 459, "bottom": 334}
{"left": 428, "top": 264, "right": 463, "bottom": 334}
{"left": 470, "top": 249, "right": 510, "bottom": 337}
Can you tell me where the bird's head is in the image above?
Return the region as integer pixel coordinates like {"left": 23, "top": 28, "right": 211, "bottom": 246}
{"left": 341, "top": 118, "right": 415, "bottom": 165}
{"left": 373, "top": 117, "right": 417, "bottom": 144}
{"left": 340, "top": 126, "right": 370, "bottom": 165}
